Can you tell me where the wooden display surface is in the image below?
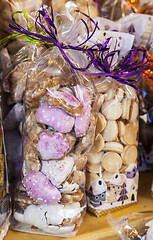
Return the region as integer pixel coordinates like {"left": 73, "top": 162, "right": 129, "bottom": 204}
{"left": 5, "top": 171, "right": 153, "bottom": 240}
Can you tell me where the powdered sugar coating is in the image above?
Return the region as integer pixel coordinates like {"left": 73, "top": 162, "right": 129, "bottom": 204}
{"left": 37, "top": 132, "right": 69, "bottom": 160}
{"left": 23, "top": 172, "right": 61, "bottom": 204}
{"left": 35, "top": 103, "right": 75, "bottom": 133}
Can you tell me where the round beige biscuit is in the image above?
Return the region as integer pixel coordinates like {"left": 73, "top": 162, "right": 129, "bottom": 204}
{"left": 86, "top": 162, "right": 101, "bottom": 173}
{"left": 121, "top": 145, "right": 137, "bottom": 165}
{"left": 118, "top": 121, "right": 125, "bottom": 137}
{"left": 91, "top": 134, "right": 105, "bottom": 153}
{"left": 95, "top": 78, "right": 110, "bottom": 93}
{"left": 129, "top": 101, "right": 139, "bottom": 123}
{"left": 102, "top": 120, "right": 118, "bottom": 142}
{"left": 101, "top": 99, "right": 122, "bottom": 120}
{"left": 93, "top": 94, "right": 105, "bottom": 113}
{"left": 95, "top": 113, "right": 107, "bottom": 136}
{"left": 122, "top": 98, "right": 131, "bottom": 120}
{"left": 102, "top": 170, "right": 115, "bottom": 182}
{"left": 101, "top": 152, "right": 122, "bottom": 173}
{"left": 115, "top": 87, "right": 124, "bottom": 102}
{"left": 124, "top": 85, "right": 137, "bottom": 100}
{"left": 87, "top": 151, "right": 104, "bottom": 164}
{"left": 105, "top": 88, "right": 114, "bottom": 101}
{"left": 122, "top": 123, "right": 137, "bottom": 145}
{"left": 103, "top": 142, "right": 124, "bottom": 154}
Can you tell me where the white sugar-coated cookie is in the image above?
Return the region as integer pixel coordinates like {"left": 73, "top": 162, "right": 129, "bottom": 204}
{"left": 41, "top": 157, "right": 74, "bottom": 187}
{"left": 122, "top": 98, "right": 131, "bottom": 120}
{"left": 121, "top": 145, "right": 137, "bottom": 165}
{"left": 101, "top": 99, "right": 122, "bottom": 120}
{"left": 102, "top": 120, "right": 118, "bottom": 142}
{"left": 101, "top": 152, "right": 122, "bottom": 172}
{"left": 91, "top": 134, "right": 105, "bottom": 153}
{"left": 103, "top": 142, "right": 124, "bottom": 154}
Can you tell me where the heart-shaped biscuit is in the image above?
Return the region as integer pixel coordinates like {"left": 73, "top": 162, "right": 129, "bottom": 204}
{"left": 36, "top": 103, "right": 75, "bottom": 133}
{"left": 23, "top": 172, "right": 61, "bottom": 204}
{"left": 37, "top": 132, "right": 69, "bottom": 160}
{"left": 41, "top": 156, "right": 74, "bottom": 187}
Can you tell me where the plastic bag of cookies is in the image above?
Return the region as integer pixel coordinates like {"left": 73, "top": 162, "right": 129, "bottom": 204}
{"left": 86, "top": 76, "right": 139, "bottom": 217}
{"left": 11, "top": 46, "right": 97, "bottom": 237}
{"left": 0, "top": 104, "right": 11, "bottom": 240}
{"left": 107, "top": 211, "right": 153, "bottom": 240}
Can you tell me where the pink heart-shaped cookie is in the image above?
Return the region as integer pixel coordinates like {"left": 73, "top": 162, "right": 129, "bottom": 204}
{"left": 37, "top": 132, "right": 69, "bottom": 160}
{"left": 74, "top": 85, "right": 91, "bottom": 137}
{"left": 35, "top": 103, "right": 75, "bottom": 133}
{"left": 23, "top": 172, "right": 61, "bottom": 204}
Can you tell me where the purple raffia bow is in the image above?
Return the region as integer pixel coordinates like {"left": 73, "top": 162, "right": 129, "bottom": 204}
{"left": 8, "top": 5, "right": 109, "bottom": 71}
{"left": 7, "top": 5, "right": 148, "bottom": 90}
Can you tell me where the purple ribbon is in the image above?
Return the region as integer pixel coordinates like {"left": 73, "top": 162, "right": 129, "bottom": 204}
{"left": 7, "top": 5, "right": 148, "bottom": 90}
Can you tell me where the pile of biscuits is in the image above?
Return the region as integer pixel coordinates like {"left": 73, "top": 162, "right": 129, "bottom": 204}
{"left": 13, "top": 55, "right": 96, "bottom": 236}
{"left": 86, "top": 77, "right": 139, "bottom": 212}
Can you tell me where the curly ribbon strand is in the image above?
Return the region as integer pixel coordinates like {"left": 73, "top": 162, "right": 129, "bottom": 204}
{"left": 2, "top": 4, "right": 148, "bottom": 90}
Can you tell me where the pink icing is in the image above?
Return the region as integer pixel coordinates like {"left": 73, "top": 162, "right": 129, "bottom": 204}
{"left": 23, "top": 172, "right": 61, "bottom": 204}
{"left": 35, "top": 103, "right": 75, "bottom": 133}
{"left": 37, "top": 132, "right": 69, "bottom": 160}
{"left": 47, "top": 88, "right": 81, "bottom": 107}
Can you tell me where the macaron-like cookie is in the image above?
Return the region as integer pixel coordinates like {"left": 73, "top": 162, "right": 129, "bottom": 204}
{"left": 93, "top": 94, "right": 105, "bottom": 112}
{"left": 95, "top": 113, "right": 107, "bottom": 136}
{"left": 37, "top": 132, "right": 69, "bottom": 160}
{"left": 121, "top": 123, "right": 137, "bottom": 145}
{"left": 41, "top": 156, "right": 74, "bottom": 187}
{"left": 101, "top": 152, "right": 122, "bottom": 173}
{"left": 86, "top": 152, "right": 104, "bottom": 173}
{"left": 124, "top": 85, "right": 137, "bottom": 99}
{"left": 86, "top": 162, "right": 101, "bottom": 173}
{"left": 122, "top": 98, "right": 131, "bottom": 120}
{"left": 115, "top": 87, "right": 124, "bottom": 102}
{"left": 103, "top": 142, "right": 124, "bottom": 154}
{"left": 23, "top": 172, "right": 61, "bottom": 204}
{"left": 95, "top": 78, "right": 110, "bottom": 93}
{"left": 35, "top": 103, "right": 75, "bottom": 133}
{"left": 102, "top": 170, "right": 115, "bottom": 182}
{"left": 105, "top": 88, "right": 114, "bottom": 101}
{"left": 87, "top": 151, "right": 104, "bottom": 164}
{"left": 74, "top": 85, "right": 91, "bottom": 137}
{"left": 121, "top": 145, "right": 137, "bottom": 165}
{"left": 101, "top": 99, "right": 122, "bottom": 120}
{"left": 129, "top": 101, "right": 138, "bottom": 123}
{"left": 118, "top": 121, "right": 125, "bottom": 137}
{"left": 102, "top": 120, "right": 118, "bottom": 142}
{"left": 91, "top": 134, "right": 105, "bottom": 153}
